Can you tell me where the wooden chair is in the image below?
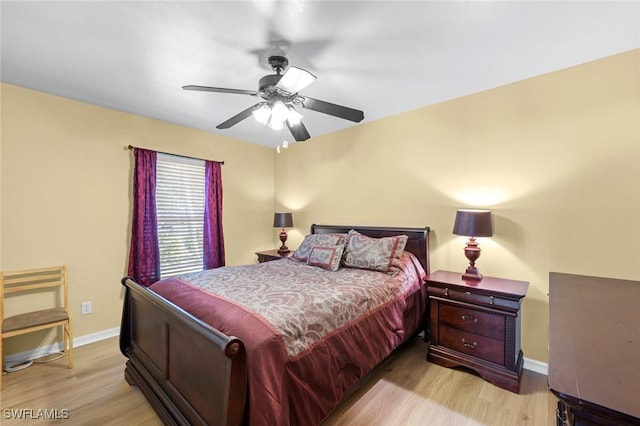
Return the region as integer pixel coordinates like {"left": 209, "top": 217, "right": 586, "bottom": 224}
{"left": 1, "top": 266, "right": 73, "bottom": 389}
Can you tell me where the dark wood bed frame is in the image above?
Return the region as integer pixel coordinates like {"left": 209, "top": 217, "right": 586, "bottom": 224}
{"left": 120, "top": 224, "right": 430, "bottom": 425}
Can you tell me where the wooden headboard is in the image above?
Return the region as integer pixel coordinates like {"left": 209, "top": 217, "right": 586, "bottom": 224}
{"left": 311, "top": 224, "right": 431, "bottom": 274}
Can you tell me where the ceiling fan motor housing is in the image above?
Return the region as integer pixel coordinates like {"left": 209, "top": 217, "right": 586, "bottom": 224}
{"left": 268, "top": 55, "right": 288, "bottom": 73}
{"left": 258, "top": 55, "right": 290, "bottom": 94}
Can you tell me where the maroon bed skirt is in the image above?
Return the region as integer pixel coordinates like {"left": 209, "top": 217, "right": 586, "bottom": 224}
{"left": 150, "top": 277, "right": 426, "bottom": 426}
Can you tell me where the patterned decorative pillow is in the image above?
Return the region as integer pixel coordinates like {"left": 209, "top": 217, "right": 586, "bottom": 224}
{"left": 307, "top": 244, "right": 345, "bottom": 271}
{"left": 291, "top": 233, "right": 347, "bottom": 262}
{"left": 342, "top": 230, "right": 409, "bottom": 274}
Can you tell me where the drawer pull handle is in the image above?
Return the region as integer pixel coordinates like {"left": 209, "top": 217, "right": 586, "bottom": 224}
{"left": 461, "top": 314, "right": 478, "bottom": 323}
{"left": 461, "top": 338, "right": 478, "bottom": 349}
{"left": 489, "top": 295, "right": 495, "bottom": 305}
{"left": 444, "top": 288, "right": 449, "bottom": 297}
{"left": 465, "top": 291, "right": 471, "bottom": 295}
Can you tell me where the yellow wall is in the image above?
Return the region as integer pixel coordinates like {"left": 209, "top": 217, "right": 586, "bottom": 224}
{"left": 1, "top": 83, "right": 275, "bottom": 355}
{"left": 2, "top": 49, "right": 638, "bottom": 364}
{"left": 275, "top": 49, "right": 640, "bottom": 363}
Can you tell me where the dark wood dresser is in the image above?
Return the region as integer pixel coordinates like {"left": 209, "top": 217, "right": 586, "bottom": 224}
{"left": 549, "top": 272, "right": 640, "bottom": 425}
{"left": 426, "top": 270, "right": 529, "bottom": 393}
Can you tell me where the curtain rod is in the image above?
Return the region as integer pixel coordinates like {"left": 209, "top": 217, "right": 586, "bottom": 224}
{"left": 127, "top": 145, "right": 224, "bottom": 165}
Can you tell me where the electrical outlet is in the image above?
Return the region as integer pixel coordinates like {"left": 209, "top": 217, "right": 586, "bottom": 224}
{"left": 81, "top": 301, "right": 92, "bottom": 315}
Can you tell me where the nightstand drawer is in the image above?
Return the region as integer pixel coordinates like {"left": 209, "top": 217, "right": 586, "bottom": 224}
{"left": 428, "top": 285, "right": 521, "bottom": 312}
{"left": 439, "top": 325, "right": 505, "bottom": 365}
{"left": 439, "top": 303, "right": 505, "bottom": 340}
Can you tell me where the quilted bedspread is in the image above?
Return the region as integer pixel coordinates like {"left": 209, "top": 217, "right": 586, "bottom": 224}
{"left": 150, "top": 253, "right": 426, "bottom": 426}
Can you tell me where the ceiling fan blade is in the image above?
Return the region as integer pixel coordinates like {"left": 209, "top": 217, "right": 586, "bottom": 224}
{"left": 286, "top": 120, "right": 311, "bottom": 142}
{"left": 301, "top": 97, "right": 364, "bottom": 123}
{"left": 276, "top": 66, "right": 316, "bottom": 94}
{"left": 216, "top": 103, "right": 261, "bottom": 129}
{"left": 183, "top": 85, "right": 258, "bottom": 96}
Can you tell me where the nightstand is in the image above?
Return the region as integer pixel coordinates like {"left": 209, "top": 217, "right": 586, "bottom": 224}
{"left": 255, "top": 249, "right": 292, "bottom": 263}
{"left": 426, "top": 270, "right": 528, "bottom": 393}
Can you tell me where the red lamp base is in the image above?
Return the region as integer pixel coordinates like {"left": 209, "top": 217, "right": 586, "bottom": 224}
{"left": 462, "top": 267, "right": 482, "bottom": 281}
{"left": 278, "top": 228, "right": 290, "bottom": 254}
{"left": 462, "top": 237, "right": 483, "bottom": 281}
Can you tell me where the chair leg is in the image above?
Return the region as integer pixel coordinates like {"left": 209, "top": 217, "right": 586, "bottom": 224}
{"left": 66, "top": 321, "right": 73, "bottom": 369}
{"left": 63, "top": 324, "right": 68, "bottom": 366}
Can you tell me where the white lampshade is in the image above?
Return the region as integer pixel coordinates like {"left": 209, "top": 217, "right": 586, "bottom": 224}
{"left": 286, "top": 106, "right": 303, "bottom": 125}
{"left": 270, "top": 101, "right": 289, "bottom": 122}
{"left": 268, "top": 117, "right": 285, "bottom": 130}
{"left": 252, "top": 103, "right": 270, "bottom": 125}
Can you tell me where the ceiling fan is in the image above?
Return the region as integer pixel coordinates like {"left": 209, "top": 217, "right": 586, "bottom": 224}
{"left": 182, "top": 55, "right": 364, "bottom": 142}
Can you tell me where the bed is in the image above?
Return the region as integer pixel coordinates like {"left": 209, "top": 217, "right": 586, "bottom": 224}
{"left": 120, "top": 224, "right": 430, "bottom": 425}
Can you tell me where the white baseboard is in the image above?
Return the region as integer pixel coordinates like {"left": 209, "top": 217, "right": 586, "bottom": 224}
{"left": 523, "top": 356, "right": 548, "bottom": 375}
{"left": 73, "top": 327, "right": 120, "bottom": 348}
{"left": 4, "top": 327, "right": 120, "bottom": 366}
{"left": 5, "top": 327, "right": 550, "bottom": 377}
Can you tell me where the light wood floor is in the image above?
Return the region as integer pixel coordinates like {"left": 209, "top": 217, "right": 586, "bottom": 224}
{"left": 0, "top": 336, "right": 556, "bottom": 425}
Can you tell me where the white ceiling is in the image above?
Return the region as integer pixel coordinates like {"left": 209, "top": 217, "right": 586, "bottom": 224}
{"left": 2, "top": 1, "right": 639, "bottom": 148}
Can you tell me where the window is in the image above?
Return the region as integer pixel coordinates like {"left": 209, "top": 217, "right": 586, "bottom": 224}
{"left": 156, "top": 153, "right": 205, "bottom": 278}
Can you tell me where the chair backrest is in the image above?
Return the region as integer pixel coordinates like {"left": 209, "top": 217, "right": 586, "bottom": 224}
{"left": 1, "top": 266, "right": 68, "bottom": 320}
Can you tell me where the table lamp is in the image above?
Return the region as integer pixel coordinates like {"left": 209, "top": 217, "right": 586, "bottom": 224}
{"left": 273, "top": 212, "right": 294, "bottom": 254}
{"left": 452, "top": 209, "right": 493, "bottom": 281}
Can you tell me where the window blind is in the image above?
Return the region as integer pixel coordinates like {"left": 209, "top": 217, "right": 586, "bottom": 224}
{"left": 156, "top": 153, "right": 205, "bottom": 278}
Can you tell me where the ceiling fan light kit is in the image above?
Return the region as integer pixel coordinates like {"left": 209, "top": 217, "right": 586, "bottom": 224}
{"left": 252, "top": 103, "right": 271, "bottom": 125}
{"left": 286, "top": 106, "right": 303, "bottom": 125}
{"left": 183, "top": 54, "right": 364, "bottom": 143}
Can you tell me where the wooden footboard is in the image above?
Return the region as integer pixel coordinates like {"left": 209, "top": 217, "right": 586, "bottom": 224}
{"left": 120, "top": 277, "right": 247, "bottom": 426}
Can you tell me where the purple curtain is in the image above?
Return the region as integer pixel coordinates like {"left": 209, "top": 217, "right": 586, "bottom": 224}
{"left": 127, "top": 148, "right": 161, "bottom": 287}
{"left": 203, "top": 160, "right": 225, "bottom": 269}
